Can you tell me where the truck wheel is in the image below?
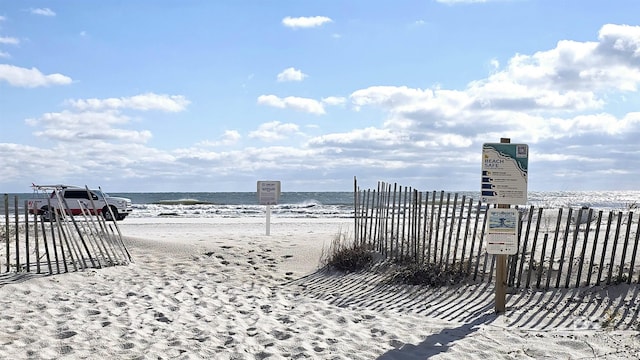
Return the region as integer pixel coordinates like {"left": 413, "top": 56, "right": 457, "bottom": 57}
{"left": 41, "top": 206, "right": 55, "bottom": 222}
{"left": 102, "top": 206, "right": 118, "bottom": 221}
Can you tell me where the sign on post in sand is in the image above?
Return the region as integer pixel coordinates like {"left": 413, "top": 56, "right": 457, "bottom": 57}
{"left": 257, "top": 181, "right": 281, "bottom": 235}
{"left": 481, "top": 143, "right": 528, "bottom": 205}
{"left": 486, "top": 208, "right": 519, "bottom": 255}
{"left": 481, "top": 139, "right": 528, "bottom": 314}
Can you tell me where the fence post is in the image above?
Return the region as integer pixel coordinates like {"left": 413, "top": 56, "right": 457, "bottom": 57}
{"left": 14, "top": 196, "right": 19, "bottom": 272}
{"left": 354, "top": 177, "right": 358, "bottom": 245}
{"left": 4, "top": 194, "right": 9, "bottom": 273}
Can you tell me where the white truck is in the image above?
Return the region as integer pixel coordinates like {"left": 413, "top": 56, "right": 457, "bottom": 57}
{"left": 27, "top": 184, "right": 133, "bottom": 221}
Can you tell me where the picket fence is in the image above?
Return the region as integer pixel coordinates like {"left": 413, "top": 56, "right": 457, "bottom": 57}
{"left": 1, "top": 193, "right": 131, "bottom": 278}
{"left": 353, "top": 180, "right": 640, "bottom": 289}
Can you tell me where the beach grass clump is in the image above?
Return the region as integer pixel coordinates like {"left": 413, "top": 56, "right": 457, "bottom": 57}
{"left": 321, "top": 231, "right": 374, "bottom": 272}
{"left": 390, "top": 262, "right": 467, "bottom": 287}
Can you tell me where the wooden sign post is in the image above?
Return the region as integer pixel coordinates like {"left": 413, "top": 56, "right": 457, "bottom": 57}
{"left": 481, "top": 138, "right": 529, "bottom": 314}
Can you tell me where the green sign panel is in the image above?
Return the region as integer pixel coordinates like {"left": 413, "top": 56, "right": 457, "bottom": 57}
{"left": 481, "top": 143, "right": 528, "bottom": 205}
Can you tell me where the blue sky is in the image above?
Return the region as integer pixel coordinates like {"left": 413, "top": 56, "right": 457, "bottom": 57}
{"left": 2, "top": 0, "right": 640, "bottom": 193}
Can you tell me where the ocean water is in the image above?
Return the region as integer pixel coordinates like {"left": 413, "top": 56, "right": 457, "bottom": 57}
{"left": 3, "top": 190, "right": 640, "bottom": 219}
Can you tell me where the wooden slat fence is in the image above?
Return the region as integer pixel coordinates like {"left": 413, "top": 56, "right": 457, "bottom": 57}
{"left": 1, "top": 193, "right": 131, "bottom": 278}
{"left": 354, "top": 180, "right": 640, "bottom": 289}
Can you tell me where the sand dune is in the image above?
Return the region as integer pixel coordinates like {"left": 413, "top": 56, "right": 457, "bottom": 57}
{"left": 0, "top": 217, "right": 638, "bottom": 359}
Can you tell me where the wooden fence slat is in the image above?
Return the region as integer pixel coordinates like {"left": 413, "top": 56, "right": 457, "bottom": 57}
{"left": 575, "top": 208, "right": 594, "bottom": 288}
{"left": 629, "top": 213, "right": 640, "bottom": 284}
{"left": 617, "top": 212, "right": 633, "bottom": 282}
{"left": 14, "top": 196, "right": 19, "bottom": 272}
{"left": 525, "top": 208, "right": 543, "bottom": 288}
{"left": 55, "top": 216, "right": 70, "bottom": 273}
{"left": 565, "top": 207, "right": 583, "bottom": 288}
{"left": 427, "top": 191, "right": 437, "bottom": 263}
{"left": 606, "top": 212, "right": 623, "bottom": 285}
{"left": 421, "top": 191, "right": 430, "bottom": 264}
{"left": 439, "top": 192, "right": 451, "bottom": 267}
{"left": 555, "top": 207, "right": 573, "bottom": 288}
{"left": 39, "top": 212, "right": 53, "bottom": 274}
{"left": 367, "top": 189, "right": 374, "bottom": 248}
{"left": 384, "top": 183, "right": 391, "bottom": 256}
{"left": 414, "top": 190, "right": 421, "bottom": 261}
{"left": 4, "top": 193, "right": 8, "bottom": 272}
{"left": 33, "top": 204, "right": 40, "bottom": 274}
{"left": 400, "top": 186, "right": 408, "bottom": 261}
{"left": 444, "top": 193, "right": 459, "bottom": 270}
{"left": 48, "top": 197, "right": 62, "bottom": 274}
{"left": 514, "top": 206, "right": 535, "bottom": 287}
{"left": 545, "top": 208, "right": 563, "bottom": 290}
{"left": 536, "top": 233, "right": 549, "bottom": 289}
{"left": 586, "top": 211, "right": 604, "bottom": 285}
{"left": 390, "top": 184, "right": 397, "bottom": 260}
{"left": 373, "top": 184, "right": 382, "bottom": 252}
{"left": 452, "top": 195, "right": 466, "bottom": 270}
{"left": 596, "top": 212, "right": 614, "bottom": 285}
{"left": 468, "top": 201, "right": 482, "bottom": 276}
{"left": 433, "top": 191, "right": 444, "bottom": 264}
{"left": 459, "top": 198, "right": 473, "bottom": 272}
{"left": 475, "top": 205, "right": 490, "bottom": 281}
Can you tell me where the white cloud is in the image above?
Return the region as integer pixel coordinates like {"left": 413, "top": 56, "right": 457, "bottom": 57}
{"left": 0, "top": 64, "right": 72, "bottom": 87}
{"left": 257, "top": 95, "right": 326, "bottom": 114}
{"left": 277, "top": 67, "right": 308, "bottom": 82}
{"left": 0, "top": 36, "right": 20, "bottom": 45}
{"left": 27, "top": 110, "right": 152, "bottom": 144}
{"left": 282, "top": 16, "right": 333, "bottom": 29}
{"left": 30, "top": 8, "right": 56, "bottom": 17}
{"left": 308, "top": 127, "right": 401, "bottom": 147}
{"left": 67, "top": 93, "right": 190, "bottom": 112}
{"left": 5, "top": 23, "right": 640, "bottom": 192}
{"left": 197, "top": 130, "right": 242, "bottom": 147}
{"left": 249, "top": 121, "right": 301, "bottom": 141}
{"left": 322, "top": 96, "right": 346, "bottom": 106}
{"left": 0, "top": 51, "right": 10, "bottom": 58}
{"left": 335, "top": 24, "right": 640, "bottom": 175}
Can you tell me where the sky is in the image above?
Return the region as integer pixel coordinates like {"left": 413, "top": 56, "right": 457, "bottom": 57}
{"left": 2, "top": 0, "right": 640, "bottom": 193}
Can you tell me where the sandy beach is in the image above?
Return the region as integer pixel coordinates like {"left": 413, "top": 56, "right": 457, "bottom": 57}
{"left": 0, "top": 216, "right": 639, "bottom": 359}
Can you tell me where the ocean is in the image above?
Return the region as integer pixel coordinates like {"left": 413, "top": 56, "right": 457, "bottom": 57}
{"left": 3, "top": 190, "right": 640, "bottom": 219}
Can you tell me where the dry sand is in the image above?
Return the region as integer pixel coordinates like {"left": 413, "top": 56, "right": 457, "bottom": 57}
{"left": 0, "top": 217, "right": 639, "bottom": 359}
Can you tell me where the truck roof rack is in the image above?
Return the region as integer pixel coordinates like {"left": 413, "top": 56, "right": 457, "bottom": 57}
{"left": 31, "top": 184, "right": 82, "bottom": 190}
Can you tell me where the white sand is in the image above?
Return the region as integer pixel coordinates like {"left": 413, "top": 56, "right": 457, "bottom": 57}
{"left": 0, "top": 216, "right": 639, "bottom": 359}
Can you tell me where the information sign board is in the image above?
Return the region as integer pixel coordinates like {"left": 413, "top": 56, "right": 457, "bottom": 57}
{"left": 257, "top": 181, "right": 281, "bottom": 205}
{"left": 481, "top": 143, "right": 528, "bottom": 205}
{"left": 486, "top": 208, "right": 519, "bottom": 255}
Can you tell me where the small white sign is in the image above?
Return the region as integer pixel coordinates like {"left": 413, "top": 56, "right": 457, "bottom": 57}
{"left": 257, "top": 181, "right": 281, "bottom": 205}
{"left": 486, "top": 208, "right": 519, "bottom": 255}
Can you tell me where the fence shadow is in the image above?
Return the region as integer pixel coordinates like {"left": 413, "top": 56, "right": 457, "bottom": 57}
{"left": 287, "top": 267, "right": 640, "bottom": 332}
{"left": 0, "top": 272, "right": 46, "bottom": 286}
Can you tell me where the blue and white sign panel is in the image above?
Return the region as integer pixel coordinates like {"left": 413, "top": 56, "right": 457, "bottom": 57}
{"left": 486, "top": 208, "right": 519, "bottom": 255}
{"left": 481, "top": 143, "right": 528, "bottom": 205}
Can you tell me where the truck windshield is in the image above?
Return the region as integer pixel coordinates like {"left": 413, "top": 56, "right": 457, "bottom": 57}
{"left": 92, "top": 190, "right": 107, "bottom": 198}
